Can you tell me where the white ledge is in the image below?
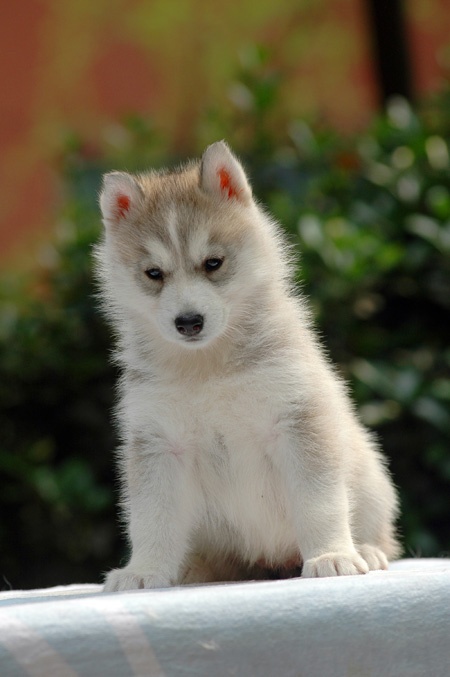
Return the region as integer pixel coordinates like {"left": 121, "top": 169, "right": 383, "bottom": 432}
{"left": 1, "top": 559, "right": 449, "bottom": 676}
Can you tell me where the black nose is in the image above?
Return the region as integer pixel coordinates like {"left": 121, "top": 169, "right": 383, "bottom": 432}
{"left": 175, "top": 314, "right": 204, "bottom": 337}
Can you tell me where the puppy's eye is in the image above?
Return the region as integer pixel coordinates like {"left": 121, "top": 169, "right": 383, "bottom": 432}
{"left": 204, "top": 258, "right": 223, "bottom": 272}
{"left": 145, "top": 268, "right": 164, "bottom": 281}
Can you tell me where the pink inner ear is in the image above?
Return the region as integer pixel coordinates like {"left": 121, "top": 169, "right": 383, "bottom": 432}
{"left": 218, "top": 168, "right": 239, "bottom": 199}
{"left": 116, "top": 194, "right": 131, "bottom": 218}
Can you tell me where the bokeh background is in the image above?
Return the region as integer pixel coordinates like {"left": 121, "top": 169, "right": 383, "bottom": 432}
{"left": 1, "top": 0, "right": 449, "bottom": 589}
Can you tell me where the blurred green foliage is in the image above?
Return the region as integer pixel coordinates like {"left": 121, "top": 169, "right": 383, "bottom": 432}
{"left": 1, "top": 53, "right": 449, "bottom": 588}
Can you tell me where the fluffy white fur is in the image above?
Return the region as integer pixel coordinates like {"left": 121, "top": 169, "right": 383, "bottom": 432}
{"left": 96, "top": 141, "right": 400, "bottom": 591}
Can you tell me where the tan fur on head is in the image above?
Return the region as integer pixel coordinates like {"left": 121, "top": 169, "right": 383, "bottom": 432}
{"left": 96, "top": 141, "right": 400, "bottom": 592}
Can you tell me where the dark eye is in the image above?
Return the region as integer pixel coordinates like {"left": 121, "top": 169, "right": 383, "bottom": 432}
{"left": 204, "top": 258, "right": 223, "bottom": 272}
{"left": 145, "top": 268, "right": 163, "bottom": 281}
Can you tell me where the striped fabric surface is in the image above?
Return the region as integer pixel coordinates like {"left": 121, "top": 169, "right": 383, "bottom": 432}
{"left": 1, "top": 559, "right": 449, "bottom": 677}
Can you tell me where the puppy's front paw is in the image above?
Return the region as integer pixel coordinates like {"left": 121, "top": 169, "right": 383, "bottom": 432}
{"left": 302, "top": 551, "right": 369, "bottom": 578}
{"left": 103, "top": 567, "right": 171, "bottom": 592}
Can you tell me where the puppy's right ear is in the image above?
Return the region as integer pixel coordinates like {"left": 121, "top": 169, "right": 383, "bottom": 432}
{"left": 99, "top": 172, "right": 143, "bottom": 227}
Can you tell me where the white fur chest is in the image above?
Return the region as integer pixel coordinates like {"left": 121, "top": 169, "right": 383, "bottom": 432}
{"left": 122, "top": 368, "right": 299, "bottom": 562}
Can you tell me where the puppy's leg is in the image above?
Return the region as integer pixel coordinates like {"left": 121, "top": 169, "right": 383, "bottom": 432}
{"left": 298, "top": 485, "right": 369, "bottom": 578}
{"left": 104, "top": 438, "right": 196, "bottom": 592}
{"left": 352, "top": 457, "right": 401, "bottom": 567}
{"left": 275, "top": 432, "right": 368, "bottom": 578}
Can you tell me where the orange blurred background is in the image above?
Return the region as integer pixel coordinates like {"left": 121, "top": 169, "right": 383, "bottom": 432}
{"left": 1, "top": 0, "right": 449, "bottom": 265}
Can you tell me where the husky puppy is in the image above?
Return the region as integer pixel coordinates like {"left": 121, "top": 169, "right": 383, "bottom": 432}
{"left": 97, "top": 141, "right": 400, "bottom": 591}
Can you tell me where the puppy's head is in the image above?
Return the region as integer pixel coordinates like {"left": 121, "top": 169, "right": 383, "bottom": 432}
{"left": 98, "top": 141, "right": 285, "bottom": 348}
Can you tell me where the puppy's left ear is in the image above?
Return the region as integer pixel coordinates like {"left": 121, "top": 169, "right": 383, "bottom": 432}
{"left": 200, "top": 141, "right": 252, "bottom": 205}
{"left": 99, "top": 172, "right": 143, "bottom": 227}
